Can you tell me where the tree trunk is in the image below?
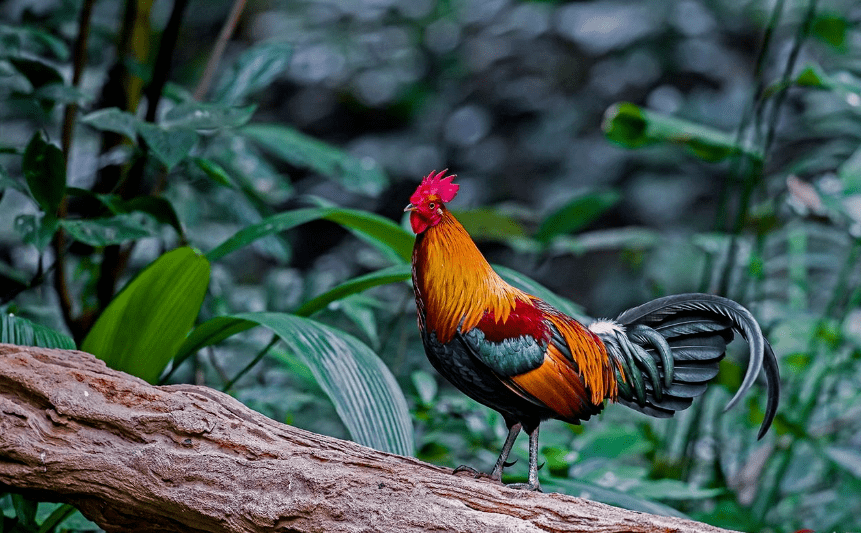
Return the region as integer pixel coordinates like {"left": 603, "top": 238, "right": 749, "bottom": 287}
{"left": 0, "top": 344, "right": 737, "bottom": 533}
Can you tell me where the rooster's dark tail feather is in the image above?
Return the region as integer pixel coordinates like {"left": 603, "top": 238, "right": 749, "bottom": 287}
{"left": 592, "top": 293, "right": 779, "bottom": 439}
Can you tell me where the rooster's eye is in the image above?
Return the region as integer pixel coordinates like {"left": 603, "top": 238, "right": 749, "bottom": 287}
{"left": 428, "top": 202, "right": 436, "bottom": 210}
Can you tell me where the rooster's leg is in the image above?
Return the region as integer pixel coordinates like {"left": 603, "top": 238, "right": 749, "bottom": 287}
{"left": 489, "top": 421, "right": 521, "bottom": 480}
{"left": 506, "top": 425, "right": 541, "bottom": 492}
{"left": 453, "top": 421, "right": 521, "bottom": 482}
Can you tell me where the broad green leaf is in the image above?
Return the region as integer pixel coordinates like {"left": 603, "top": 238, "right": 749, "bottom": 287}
{"left": 193, "top": 157, "right": 233, "bottom": 187}
{"left": 35, "top": 503, "right": 83, "bottom": 533}
{"left": 9, "top": 57, "right": 63, "bottom": 90}
{"left": 60, "top": 214, "right": 155, "bottom": 247}
{"left": 0, "top": 24, "right": 70, "bottom": 59}
{"left": 541, "top": 477, "right": 688, "bottom": 518}
{"left": 170, "top": 316, "right": 257, "bottom": 374}
{"left": 602, "top": 102, "right": 761, "bottom": 162}
{"left": 0, "top": 313, "right": 75, "bottom": 349}
{"left": 629, "top": 478, "right": 723, "bottom": 501}
{"left": 535, "top": 191, "right": 620, "bottom": 243}
{"left": 242, "top": 123, "right": 388, "bottom": 195}
{"left": 214, "top": 41, "right": 293, "bottom": 105}
{"left": 80, "top": 107, "right": 139, "bottom": 139}
{"left": 452, "top": 208, "right": 527, "bottom": 241}
{"left": 206, "top": 207, "right": 413, "bottom": 263}
{"left": 33, "top": 83, "right": 91, "bottom": 105}
{"left": 162, "top": 102, "right": 256, "bottom": 130}
{"left": 137, "top": 122, "right": 198, "bottom": 170}
{"left": 176, "top": 312, "right": 415, "bottom": 456}
{"left": 22, "top": 132, "right": 66, "bottom": 215}
{"left": 495, "top": 264, "right": 588, "bottom": 322}
{"left": 14, "top": 213, "right": 59, "bottom": 250}
{"left": 82, "top": 247, "right": 210, "bottom": 383}
{"left": 293, "top": 264, "right": 412, "bottom": 317}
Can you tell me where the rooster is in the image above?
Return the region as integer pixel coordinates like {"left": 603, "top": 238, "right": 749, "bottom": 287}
{"left": 406, "top": 170, "right": 780, "bottom": 491}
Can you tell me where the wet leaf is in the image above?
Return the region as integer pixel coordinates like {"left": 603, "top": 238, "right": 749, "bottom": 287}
{"left": 61, "top": 214, "right": 154, "bottom": 247}
{"left": 80, "top": 107, "right": 140, "bottom": 139}
{"left": 162, "top": 102, "right": 256, "bottom": 130}
{"left": 137, "top": 122, "right": 198, "bottom": 170}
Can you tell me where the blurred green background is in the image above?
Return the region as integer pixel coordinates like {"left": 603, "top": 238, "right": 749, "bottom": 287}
{"left": 1, "top": 0, "right": 861, "bottom": 531}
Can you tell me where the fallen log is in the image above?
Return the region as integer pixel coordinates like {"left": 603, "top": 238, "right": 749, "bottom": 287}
{"left": 0, "top": 343, "right": 736, "bottom": 532}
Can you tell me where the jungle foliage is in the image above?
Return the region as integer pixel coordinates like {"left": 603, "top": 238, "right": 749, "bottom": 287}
{"left": 1, "top": 0, "right": 860, "bottom": 531}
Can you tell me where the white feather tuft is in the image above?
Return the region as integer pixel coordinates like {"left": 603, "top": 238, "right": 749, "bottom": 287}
{"left": 588, "top": 319, "right": 625, "bottom": 336}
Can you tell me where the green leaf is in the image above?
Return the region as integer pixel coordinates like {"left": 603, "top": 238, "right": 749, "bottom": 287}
{"left": 22, "top": 132, "right": 66, "bottom": 215}
{"left": 60, "top": 214, "right": 155, "bottom": 247}
{"left": 14, "top": 213, "right": 59, "bottom": 249}
{"left": 8, "top": 57, "right": 63, "bottom": 91}
{"left": 80, "top": 107, "right": 139, "bottom": 139}
{"left": 0, "top": 313, "right": 75, "bottom": 349}
{"left": 32, "top": 83, "right": 91, "bottom": 105}
{"left": 293, "top": 264, "right": 411, "bottom": 317}
{"left": 602, "top": 102, "right": 761, "bottom": 162}
{"left": 120, "top": 196, "right": 185, "bottom": 237}
{"left": 542, "top": 477, "right": 688, "bottom": 518}
{"left": 452, "top": 208, "right": 527, "bottom": 241}
{"left": 411, "top": 369, "right": 438, "bottom": 405}
{"left": 838, "top": 145, "right": 861, "bottom": 195}
{"left": 36, "top": 503, "right": 78, "bottom": 533}
{"left": 0, "top": 24, "right": 70, "bottom": 59}
{"left": 10, "top": 494, "right": 37, "bottom": 528}
{"left": 825, "top": 446, "right": 861, "bottom": 478}
{"left": 178, "top": 312, "right": 415, "bottom": 456}
{"left": 535, "top": 191, "right": 621, "bottom": 243}
{"left": 170, "top": 316, "right": 258, "bottom": 374}
{"left": 551, "top": 227, "right": 661, "bottom": 254}
{"left": 629, "top": 478, "right": 723, "bottom": 501}
{"left": 0, "top": 165, "right": 27, "bottom": 195}
{"left": 242, "top": 123, "right": 388, "bottom": 195}
{"left": 206, "top": 207, "right": 413, "bottom": 263}
{"left": 193, "top": 157, "right": 233, "bottom": 187}
{"left": 81, "top": 247, "right": 210, "bottom": 383}
{"left": 162, "top": 102, "right": 256, "bottom": 130}
{"left": 812, "top": 12, "right": 848, "bottom": 50}
{"left": 137, "top": 122, "right": 198, "bottom": 170}
{"left": 214, "top": 41, "right": 293, "bottom": 105}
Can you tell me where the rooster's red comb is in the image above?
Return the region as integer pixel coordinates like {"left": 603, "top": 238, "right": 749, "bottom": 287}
{"left": 410, "top": 170, "right": 459, "bottom": 205}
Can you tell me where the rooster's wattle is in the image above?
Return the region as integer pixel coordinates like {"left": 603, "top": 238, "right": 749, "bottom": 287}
{"left": 406, "top": 170, "right": 780, "bottom": 491}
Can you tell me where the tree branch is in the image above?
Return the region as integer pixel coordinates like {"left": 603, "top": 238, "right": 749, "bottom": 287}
{"left": 0, "top": 344, "right": 737, "bottom": 533}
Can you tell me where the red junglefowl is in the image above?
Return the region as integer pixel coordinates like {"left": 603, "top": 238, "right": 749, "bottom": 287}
{"left": 406, "top": 170, "right": 780, "bottom": 491}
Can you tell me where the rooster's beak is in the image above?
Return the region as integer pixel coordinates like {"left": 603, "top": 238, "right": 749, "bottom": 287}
{"left": 404, "top": 204, "right": 417, "bottom": 212}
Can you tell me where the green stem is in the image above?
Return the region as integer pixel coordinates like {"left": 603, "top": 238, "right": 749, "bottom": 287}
{"left": 221, "top": 335, "right": 279, "bottom": 392}
{"left": 193, "top": 0, "right": 248, "bottom": 100}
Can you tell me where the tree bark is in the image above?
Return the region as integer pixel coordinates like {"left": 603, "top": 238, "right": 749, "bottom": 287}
{"left": 0, "top": 344, "right": 737, "bottom": 533}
